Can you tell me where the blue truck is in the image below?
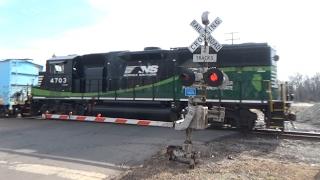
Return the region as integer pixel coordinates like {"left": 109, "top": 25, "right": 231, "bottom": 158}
{"left": 0, "top": 59, "right": 42, "bottom": 115}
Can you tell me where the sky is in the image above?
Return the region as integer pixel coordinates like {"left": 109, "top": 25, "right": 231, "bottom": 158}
{"left": 0, "top": 0, "right": 319, "bottom": 80}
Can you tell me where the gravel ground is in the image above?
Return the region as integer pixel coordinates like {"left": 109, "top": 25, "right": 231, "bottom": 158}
{"left": 286, "top": 103, "right": 320, "bottom": 132}
{"left": 118, "top": 134, "right": 320, "bottom": 180}
{"left": 296, "top": 104, "right": 320, "bottom": 128}
{"left": 291, "top": 103, "right": 320, "bottom": 126}
{"left": 290, "top": 103, "right": 314, "bottom": 113}
{"left": 117, "top": 102, "right": 320, "bottom": 180}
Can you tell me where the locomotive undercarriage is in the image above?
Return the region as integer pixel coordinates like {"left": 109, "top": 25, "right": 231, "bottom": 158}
{"left": 29, "top": 98, "right": 290, "bottom": 131}
{"left": 31, "top": 99, "right": 181, "bottom": 122}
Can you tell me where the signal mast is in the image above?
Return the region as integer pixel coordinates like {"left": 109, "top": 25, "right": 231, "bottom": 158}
{"left": 168, "top": 12, "right": 227, "bottom": 168}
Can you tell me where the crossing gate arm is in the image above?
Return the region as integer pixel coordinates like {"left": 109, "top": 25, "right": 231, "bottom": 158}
{"left": 42, "top": 114, "right": 174, "bottom": 128}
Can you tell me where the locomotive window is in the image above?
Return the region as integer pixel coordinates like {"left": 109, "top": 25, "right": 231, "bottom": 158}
{"left": 51, "top": 63, "right": 65, "bottom": 74}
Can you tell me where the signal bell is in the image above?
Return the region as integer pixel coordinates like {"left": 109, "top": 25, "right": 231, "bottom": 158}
{"left": 203, "top": 68, "right": 224, "bottom": 87}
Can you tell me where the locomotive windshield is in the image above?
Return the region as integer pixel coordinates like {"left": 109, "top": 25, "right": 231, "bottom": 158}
{"left": 54, "top": 64, "right": 64, "bottom": 74}
{"left": 48, "top": 60, "right": 65, "bottom": 74}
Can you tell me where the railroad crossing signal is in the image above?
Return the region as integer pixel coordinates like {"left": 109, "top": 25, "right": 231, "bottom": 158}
{"left": 181, "top": 12, "right": 227, "bottom": 87}
{"left": 188, "top": 17, "right": 223, "bottom": 53}
{"left": 171, "top": 13, "right": 227, "bottom": 168}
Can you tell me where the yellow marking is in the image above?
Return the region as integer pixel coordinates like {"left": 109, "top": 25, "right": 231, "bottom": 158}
{"left": 9, "top": 163, "right": 107, "bottom": 180}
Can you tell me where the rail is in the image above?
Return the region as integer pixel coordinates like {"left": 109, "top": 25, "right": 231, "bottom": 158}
{"left": 252, "top": 129, "right": 320, "bottom": 140}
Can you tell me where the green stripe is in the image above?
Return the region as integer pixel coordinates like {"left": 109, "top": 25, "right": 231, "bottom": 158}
{"left": 32, "top": 76, "right": 178, "bottom": 97}
{"left": 221, "top": 66, "right": 271, "bottom": 72}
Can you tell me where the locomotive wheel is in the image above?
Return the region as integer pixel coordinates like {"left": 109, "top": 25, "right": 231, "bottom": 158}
{"left": 238, "top": 108, "right": 257, "bottom": 132}
{"left": 75, "top": 104, "right": 86, "bottom": 115}
{"left": 39, "top": 104, "right": 50, "bottom": 114}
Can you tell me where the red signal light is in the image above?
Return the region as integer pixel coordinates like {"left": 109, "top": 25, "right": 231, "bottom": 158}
{"left": 204, "top": 68, "right": 224, "bottom": 87}
{"left": 210, "top": 73, "right": 218, "bottom": 82}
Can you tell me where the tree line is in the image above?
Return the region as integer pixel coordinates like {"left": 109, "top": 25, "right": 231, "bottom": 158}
{"left": 288, "top": 73, "right": 320, "bottom": 102}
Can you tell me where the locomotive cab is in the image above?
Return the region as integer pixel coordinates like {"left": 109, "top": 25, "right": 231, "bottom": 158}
{"left": 42, "top": 55, "right": 76, "bottom": 92}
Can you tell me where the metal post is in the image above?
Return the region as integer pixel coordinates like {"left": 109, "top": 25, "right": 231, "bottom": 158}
{"left": 185, "top": 128, "right": 192, "bottom": 144}
{"left": 168, "top": 11, "right": 223, "bottom": 169}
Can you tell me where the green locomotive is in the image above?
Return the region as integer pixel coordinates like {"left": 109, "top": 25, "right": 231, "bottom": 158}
{"left": 31, "top": 43, "right": 294, "bottom": 130}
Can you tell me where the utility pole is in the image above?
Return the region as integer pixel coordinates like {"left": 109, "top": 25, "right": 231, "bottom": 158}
{"left": 225, "top": 32, "right": 240, "bottom": 45}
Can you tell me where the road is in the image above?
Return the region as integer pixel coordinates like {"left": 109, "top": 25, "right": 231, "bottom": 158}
{"left": 0, "top": 117, "right": 236, "bottom": 179}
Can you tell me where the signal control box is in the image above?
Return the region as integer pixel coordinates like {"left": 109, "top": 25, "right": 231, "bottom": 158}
{"left": 174, "top": 96, "right": 208, "bottom": 130}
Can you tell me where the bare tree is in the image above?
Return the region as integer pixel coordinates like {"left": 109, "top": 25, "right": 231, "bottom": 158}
{"left": 288, "top": 73, "right": 320, "bottom": 102}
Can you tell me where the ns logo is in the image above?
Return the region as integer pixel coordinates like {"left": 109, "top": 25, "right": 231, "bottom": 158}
{"left": 124, "top": 65, "right": 159, "bottom": 77}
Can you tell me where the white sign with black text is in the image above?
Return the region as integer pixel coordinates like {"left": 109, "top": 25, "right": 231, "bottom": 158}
{"left": 193, "top": 46, "right": 217, "bottom": 62}
{"left": 188, "top": 17, "right": 223, "bottom": 53}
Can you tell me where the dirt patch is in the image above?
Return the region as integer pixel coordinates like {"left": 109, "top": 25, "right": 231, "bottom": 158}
{"left": 118, "top": 135, "right": 320, "bottom": 180}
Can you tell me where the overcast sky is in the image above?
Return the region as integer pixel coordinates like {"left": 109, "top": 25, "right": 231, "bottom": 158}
{"left": 0, "top": 0, "right": 319, "bottom": 80}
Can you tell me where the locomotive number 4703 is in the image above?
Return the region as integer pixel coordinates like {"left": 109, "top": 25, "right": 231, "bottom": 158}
{"left": 50, "top": 77, "right": 67, "bottom": 84}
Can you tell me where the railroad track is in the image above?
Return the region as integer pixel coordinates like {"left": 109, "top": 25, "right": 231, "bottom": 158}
{"left": 252, "top": 129, "right": 320, "bottom": 140}
{"left": 5, "top": 115, "right": 320, "bottom": 140}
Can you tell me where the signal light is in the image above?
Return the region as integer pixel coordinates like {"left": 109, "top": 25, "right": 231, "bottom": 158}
{"left": 179, "top": 68, "right": 195, "bottom": 86}
{"left": 203, "top": 68, "right": 224, "bottom": 87}
{"left": 210, "top": 73, "right": 218, "bottom": 81}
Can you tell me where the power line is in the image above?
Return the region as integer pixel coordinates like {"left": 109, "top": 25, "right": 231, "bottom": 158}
{"left": 225, "top": 32, "right": 240, "bottom": 45}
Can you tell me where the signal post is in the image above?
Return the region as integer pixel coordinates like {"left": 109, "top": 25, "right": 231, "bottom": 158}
{"left": 168, "top": 12, "right": 227, "bottom": 168}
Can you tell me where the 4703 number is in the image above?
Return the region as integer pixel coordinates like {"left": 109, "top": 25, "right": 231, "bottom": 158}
{"left": 50, "top": 77, "right": 67, "bottom": 84}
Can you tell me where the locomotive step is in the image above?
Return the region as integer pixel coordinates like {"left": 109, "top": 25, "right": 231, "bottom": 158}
{"left": 272, "top": 109, "right": 285, "bottom": 112}
{"left": 271, "top": 117, "right": 285, "bottom": 120}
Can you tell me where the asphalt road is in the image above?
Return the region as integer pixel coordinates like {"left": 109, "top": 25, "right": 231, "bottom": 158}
{"left": 0, "top": 117, "right": 236, "bottom": 179}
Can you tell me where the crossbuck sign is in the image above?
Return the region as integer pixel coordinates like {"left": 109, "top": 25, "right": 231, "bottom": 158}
{"left": 188, "top": 17, "right": 223, "bottom": 53}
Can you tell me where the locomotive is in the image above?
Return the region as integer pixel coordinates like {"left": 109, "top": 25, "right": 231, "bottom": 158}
{"left": 29, "top": 43, "right": 294, "bottom": 130}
